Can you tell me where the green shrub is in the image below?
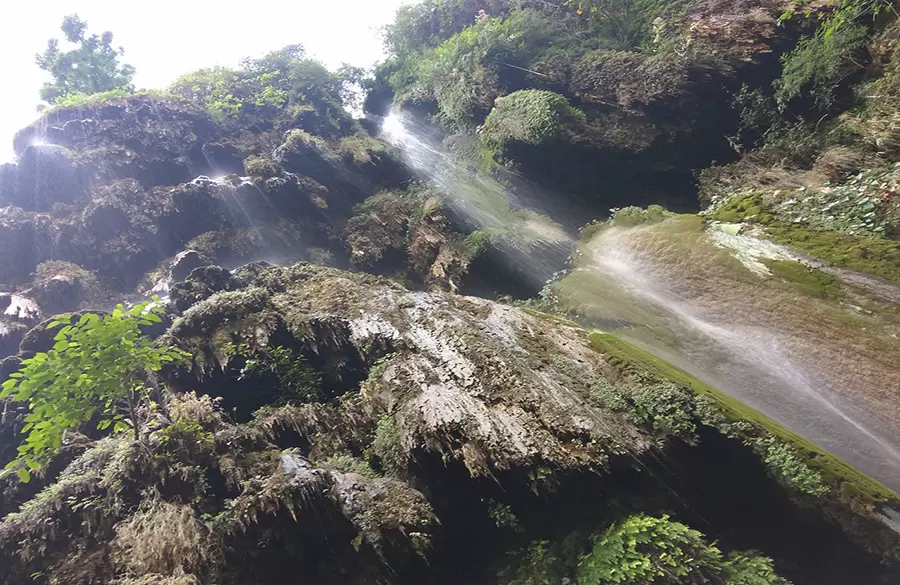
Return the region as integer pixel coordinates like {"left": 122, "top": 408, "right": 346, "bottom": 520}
{"left": 224, "top": 342, "right": 321, "bottom": 403}
{"left": 751, "top": 436, "right": 830, "bottom": 497}
{"left": 501, "top": 514, "right": 790, "bottom": 584}
{"left": 578, "top": 514, "right": 722, "bottom": 584}
{"left": 631, "top": 380, "right": 697, "bottom": 439}
{"left": 0, "top": 300, "right": 189, "bottom": 480}
{"left": 482, "top": 90, "right": 585, "bottom": 149}
{"left": 774, "top": 24, "right": 868, "bottom": 111}
{"left": 371, "top": 414, "right": 406, "bottom": 476}
{"left": 169, "top": 44, "right": 352, "bottom": 134}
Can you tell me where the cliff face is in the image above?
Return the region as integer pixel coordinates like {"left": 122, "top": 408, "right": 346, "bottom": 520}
{"left": 0, "top": 263, "right": 897, "bottom": 584}
{"left": 1, "top": 0, "right": 900, "bottom": 583}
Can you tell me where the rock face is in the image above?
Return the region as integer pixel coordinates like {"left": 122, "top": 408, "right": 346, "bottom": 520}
{"left": 0, "top": 263, "right": 895, "bottom": 584}
{"left": 0, "top": 94, "right": 410, "bottom": 299}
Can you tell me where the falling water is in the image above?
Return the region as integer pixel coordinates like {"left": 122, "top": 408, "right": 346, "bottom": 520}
{"left": 381, "top": 111, "right": 574, "bottom": 289}
{"left": 382, "top": 111, "right": 900, "bottom": 492}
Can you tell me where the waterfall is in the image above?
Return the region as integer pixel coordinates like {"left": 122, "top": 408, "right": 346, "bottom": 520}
{"left": 382, "top": 111, "right": 900, "bottom": 492}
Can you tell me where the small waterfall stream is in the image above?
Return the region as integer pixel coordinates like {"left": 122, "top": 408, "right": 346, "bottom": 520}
{"left": 381, "top": 111, "right": 900, "bottom": 492}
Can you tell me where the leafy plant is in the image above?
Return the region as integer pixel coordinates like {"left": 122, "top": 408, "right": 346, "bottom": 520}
{"left": 501, "top": 514, "right": 791, "bottom": 584}
{"left": 0, "top": 300, "right": 189, "bottom": 481}
{"left": 631, "top": 378, "right": 697, "bottom": 439}
{"left": 750, "top": 436, "right": 830, "bottom": 497}
{"left": 371, "top": 414, "right": 406, "bottom": 476}
{"left": 774, "top": 23, "right": 868, "bottom": 112}
{"left": 488, "top": 500, "right": 523, "bottom": 531}
{"left": 36, "top": 14, "right": 135, "bottom": 103}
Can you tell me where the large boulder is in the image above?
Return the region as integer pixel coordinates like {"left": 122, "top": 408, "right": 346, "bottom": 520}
{"left": 27, "top": 261, "right": 99, "bottom": 315}
{"left": 169, "top": 250, "right": 212, "bottom": 283}
{"left": 12, "top": 94, "right": 223, "bottom": 188}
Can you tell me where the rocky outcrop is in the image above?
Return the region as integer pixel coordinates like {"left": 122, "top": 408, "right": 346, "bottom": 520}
{"left": 0, "top": 95, "right": 412, "bottom": 298}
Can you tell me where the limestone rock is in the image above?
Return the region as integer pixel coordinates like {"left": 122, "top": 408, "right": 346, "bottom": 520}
{"left": 169, "top": 250, "right": 212, "bottom": 283}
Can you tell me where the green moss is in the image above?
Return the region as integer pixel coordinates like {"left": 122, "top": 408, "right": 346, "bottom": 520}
{"left": 766, "top": 224, "right": 900, "bottom": 284}
{"left": 482, "top": 89, "right": 585, "bottom": 149}
{"left": 763, "top": 259, "right": 843, "bottom": 300}
{"left": 587, "top": 332, "right": 899, "bottom": 506}
{"left": 711, "top": 194, "right": 900, "bottom": 283}
{"left": 709, "top": 194, "right": 774, "bottom": 224}
{"left": 610, "top": 205, "right": 671, "bottom": 228}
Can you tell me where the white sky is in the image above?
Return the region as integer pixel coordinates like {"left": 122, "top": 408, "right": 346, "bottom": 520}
{"left": 0, "top": 0, "right": 412, "bottom": 162}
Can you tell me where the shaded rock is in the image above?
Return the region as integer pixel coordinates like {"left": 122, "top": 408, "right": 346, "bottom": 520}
{"left": 13, "top": 94, "right": 222, "bottom": 188}
{"left": 30, "top": 277, "right": 82, "bottom": 316}
{"left": 0, "top": 208, "right": 58, "bottom": 286}
{"left": 169, "top": 250, "right": 212, "bottom": 282}
{"left": 0, "top": 322, "right": 29, "bottom": 361}
{"left": 14, "top": 144, "right": 83, "bottom": 211}
{"left": 0, "top": 355, "right": 21, "bottom": 382}
{"left": 27, "top": 262, "right": 98, "bottom": 315}
{"left": 0, "top": 293, "right": 42, "bottom": 360}
{"left": 169, "top": 265, "right": 241, "bottom": 312}
{"left": 201, "top": 141, "right": 245, "bottom": 176}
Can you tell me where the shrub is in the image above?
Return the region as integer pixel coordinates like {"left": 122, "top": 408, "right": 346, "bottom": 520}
{"left": 225, "top": 342, "right": 322, "bottom": 403}
{"left": 169, "top": 44, "right": 352, "bottom": 134}
{"left": 501, "top": 514, "right": 791, "bottom": 584}
{"left": 0, "top": 300, "right": 189, "bottom": 480}
{"left": 751, "top": 436, "right": 830, "bottom": 497}
{"left": 631, "top": 380, "right": 697, "bottom": 438}
{"left": 482, "top": 90, "right": 585, "bottom": 149}
{"left": 371, "top": 414, "right": 406, "bottom": 476}
{"left": 774, "top": 24, "right": 868, "bottom": 112}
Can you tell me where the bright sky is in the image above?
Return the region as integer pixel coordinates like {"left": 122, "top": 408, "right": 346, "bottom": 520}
{"left": 0, "top": 0, "right": 412, "bottom": 162}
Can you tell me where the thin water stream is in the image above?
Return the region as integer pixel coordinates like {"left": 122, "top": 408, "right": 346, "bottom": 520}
{"left": 381, "top": 111, "right": 900, "bottom": 492}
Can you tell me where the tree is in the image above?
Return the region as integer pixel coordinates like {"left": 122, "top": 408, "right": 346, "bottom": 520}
{"left": 36, "top": 14, "right": 136, "bottom": 103}
{"left": 0, "top": 300, "right": 189, "bottom": 482}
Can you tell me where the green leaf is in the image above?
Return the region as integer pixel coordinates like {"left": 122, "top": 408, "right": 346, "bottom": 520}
{"left": 18, "top": 468, "right": 31, "bottom": 483}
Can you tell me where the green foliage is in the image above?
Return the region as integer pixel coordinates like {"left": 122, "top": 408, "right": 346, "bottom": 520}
{"left": 371, "top": 414, "right": 406, "bottom": 476}
{"left": 630, "top": 379, "right": 697, "bottom": 439}
{"left": 763, "top": 259, "right": 843, "bottom": 300}
{"left": 224, "top": 342, "right": 322, "bottom": 403}
{"left": 578, "top": 514, "right": 722, "bottom": 584}
{"left": 588, "top": 332, "right": 897, "bottom": 507}
{"left": 0, "top": 300, "right": 189, "bottom": 480}
{"left": 501, "top": 515, "right": 791, "bottom": 584}
{"left": 590, "top": 377, "right": 630, "bottom": 411}
{"left": 49, "top": 88, "right": 132, "bottom": 109}
{"left": 482, "top": 90, "right": 585, "bottom": 149}
{"left": 488, "top": 500, "right": 523, "bottom": 531}
{"left": 169, "top": 44, "right": 352, "bottom": 134}
{"left": 36, "top": 14, "right": 135, "bottom": 103}
{"left": 711, "top": 193, "right": 900, "bottom": 283}
{"left": 499, "top": 535, "right": 584, "bottom": 585}
{"left": 564, "top": 0, "right": 689, "bottom": 46}
{"left": 609, "top": 205, "right": 670, "bottom": 227}
{"left": 774, "top": 24, "right": 867, "bottom": 111}
{"left": 751, "top": 436, "right": 830, "bottom": 497}
{"left": 384, "top": 0, "right": 512, "bottom": 58}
